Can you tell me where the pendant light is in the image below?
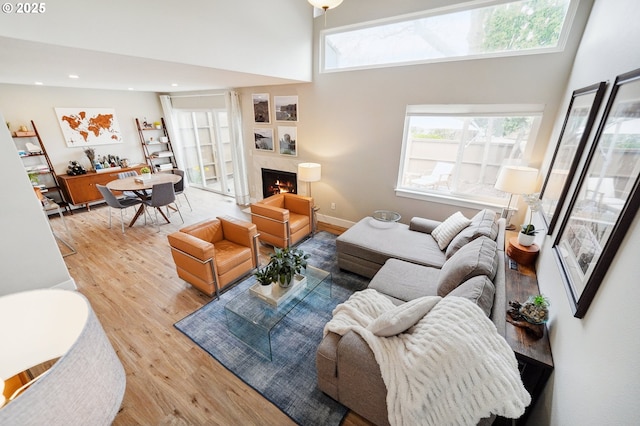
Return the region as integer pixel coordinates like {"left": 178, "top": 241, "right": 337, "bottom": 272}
{"left": 308, "top": 0, "right": 343, "bottom": 25}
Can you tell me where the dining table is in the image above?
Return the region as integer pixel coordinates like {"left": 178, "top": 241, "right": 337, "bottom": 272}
{"left": 106, "top": 173, "right": 181, "bottom": 227}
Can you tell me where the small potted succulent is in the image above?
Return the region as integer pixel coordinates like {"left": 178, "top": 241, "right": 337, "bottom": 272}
{"left": 139, "top": 166, "right": 151, "bottom": 179}
{"left": 265, "top": 247, "right": 310, "bottom": 288}
{"left": 153, "top": 121, "right": 162, "bottom": 129}
{"left": 519, "top": 294, "right": 550, "bottom": 324}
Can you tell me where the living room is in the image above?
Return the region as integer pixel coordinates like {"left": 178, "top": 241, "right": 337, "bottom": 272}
{"left": 1, "top": 0, "right": 638, "bottom": 424}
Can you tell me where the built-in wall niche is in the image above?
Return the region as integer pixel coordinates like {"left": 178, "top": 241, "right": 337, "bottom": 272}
{"left": 261, "top": 168, "right": 297, "bottom": 197}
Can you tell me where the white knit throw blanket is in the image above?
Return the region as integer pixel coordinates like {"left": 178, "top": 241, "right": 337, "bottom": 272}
{"left": 324, "top": 289, "right": 531, "bottom": 426}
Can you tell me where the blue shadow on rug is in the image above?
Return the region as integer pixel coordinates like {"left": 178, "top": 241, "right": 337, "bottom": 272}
{"left": 175, "top": 232, "right": 369, "bottom": 425}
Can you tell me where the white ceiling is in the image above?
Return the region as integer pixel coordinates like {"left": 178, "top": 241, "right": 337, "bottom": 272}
{"left": 0, "top": 0, "right": 314, "bottom": 93}
{"left": 0, "top": 37, "right": 302, "bottom": 93}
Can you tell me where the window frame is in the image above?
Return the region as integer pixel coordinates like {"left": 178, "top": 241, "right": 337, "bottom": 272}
{"left": 320, "top": 0, "right": 579, "bottom": 74}
{"left": 395, "top": 103, "right": 544, "bottom": 209}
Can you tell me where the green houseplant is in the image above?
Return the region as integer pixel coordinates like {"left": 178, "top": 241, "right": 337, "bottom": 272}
{"left": 519, "top": 294, "right": 550, "bottom": 324}
{"left": 261, "top": 247, "right": 310, "bottom": 288}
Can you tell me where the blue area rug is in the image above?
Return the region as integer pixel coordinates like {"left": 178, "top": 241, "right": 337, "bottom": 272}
{"left": 175, "top": 232, "right": 369, "bottom": 425}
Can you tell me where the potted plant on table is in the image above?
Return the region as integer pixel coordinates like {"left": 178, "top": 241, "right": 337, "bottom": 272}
{"left": 258, "top": 247, "right": 310, "bottom": 288}
{"left": 518, "top": 193, "right": 542, "bottom": 246}
{"left": 139, "top": 166, "right": 151, "bottom": 180}
{"left": 519, "top": 294, "right": 550, "bottom": 324}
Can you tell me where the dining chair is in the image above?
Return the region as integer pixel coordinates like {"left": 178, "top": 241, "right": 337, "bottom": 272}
{"left": 96, "top": 184, "right": 144, "bottom": 233}
{"left": 143, "top": 182, "right": 184, "bottom": 231}
{"left": 172, "top": 169, "right": 192, "bottom": 211}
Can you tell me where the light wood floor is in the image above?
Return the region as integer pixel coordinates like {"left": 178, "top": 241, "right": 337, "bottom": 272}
{"left": 50, "top": 188, "right": 370, "bottom": 426}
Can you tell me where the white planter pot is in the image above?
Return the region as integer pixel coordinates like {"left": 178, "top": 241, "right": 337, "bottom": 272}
{"left": 518, "top": 232, "right": 536, "bottom": 246}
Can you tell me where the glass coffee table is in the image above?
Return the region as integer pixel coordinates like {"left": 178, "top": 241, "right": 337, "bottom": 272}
{"left": 224, "top": 265, "right": 332, "bottom": 360}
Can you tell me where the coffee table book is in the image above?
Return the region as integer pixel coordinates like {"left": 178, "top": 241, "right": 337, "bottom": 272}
{"left": 249, "top": 275, "right": 307, "bottom": 307}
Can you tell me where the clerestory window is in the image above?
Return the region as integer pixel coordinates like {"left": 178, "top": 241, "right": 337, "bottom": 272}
{"left": 396, "top": 104, "right": 543, "bottom": 206}
{"left": 322, "top": 0, "right": 577, "bottom": 72}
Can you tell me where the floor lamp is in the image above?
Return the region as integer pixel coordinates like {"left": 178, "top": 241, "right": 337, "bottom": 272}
{"left": 0, "top": 289, "right": 126, "bottom": 424}
{"left": 298, "top": 163, "right": 321, "bottom": 197}
{"left": 494, "top": 165, "right": 539, "bottom": 230}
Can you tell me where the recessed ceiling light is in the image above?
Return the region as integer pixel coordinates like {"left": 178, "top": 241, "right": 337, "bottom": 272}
{"left": 68, "top": 74, "right": 79, "bottom": 79}
{"left": 128, "top": 87, "right": 135, "bottom": 91}
{"left": 171, "top": 83, "right": 178, "bottom": 87}
{"left": 34, "top": 81, "right": 43, "bottom": 85}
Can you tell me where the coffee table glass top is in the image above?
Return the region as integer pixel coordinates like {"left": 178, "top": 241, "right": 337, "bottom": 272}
{"left": 224, "top": 265, "right": 331, "bottom": 359}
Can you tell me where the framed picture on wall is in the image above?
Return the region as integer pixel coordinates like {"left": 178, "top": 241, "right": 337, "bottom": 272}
{"left": 274, "top": 96, "right": 298, "bottom": 122}
{"left": 252, "top": 93, "right": 270, "bottom": 124}
{"left": 254, "top": 128, "right": 274, "bottom": 152}
{"left": 553, "top": 68, "right": 640, "bottom": 318}
{"left": 539, "top": 82, "right": 607, "bottom": 233}
{"left": 277, "top": 126, "right": 297, "bottom": 156}
{"left": 55, "top": 107, "right": 123, "bottom": 147}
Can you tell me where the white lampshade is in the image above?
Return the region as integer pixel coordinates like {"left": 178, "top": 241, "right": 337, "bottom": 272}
{"left": 0, "top": 289, "right": 125, "bottom": 423}
{"left": 495, "top": 165, "right": 539, "bottom": 194}
{"left": 298, "top": 163, "right": 322, "bottom": 182}
{"left": 308, "top": 0, "right": 343, "bottom": 10}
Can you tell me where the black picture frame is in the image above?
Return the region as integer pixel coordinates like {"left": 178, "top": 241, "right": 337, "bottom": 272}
{"left": 553, "top": 68, "right": 640, "bottom": 318}
{"left": 539, "top": 82, "right": 607, "bottom": 234}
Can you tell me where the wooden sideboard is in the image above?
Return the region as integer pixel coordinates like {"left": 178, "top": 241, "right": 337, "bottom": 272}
{"left": 503, "top": 230, "right": 554, "bottom": 425}
{"left": 57, "top": 165, "right": 145, "bottom": 209}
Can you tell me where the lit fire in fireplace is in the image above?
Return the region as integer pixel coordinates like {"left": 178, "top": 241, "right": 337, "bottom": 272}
{"left": 262, "top": 168, "right": 297, "bottom": 197}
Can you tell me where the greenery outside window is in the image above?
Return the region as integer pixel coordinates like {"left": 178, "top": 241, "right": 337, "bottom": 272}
{"left": 396, "top": 104, "right": 543, "bottom": 206}
{"left": 322, "top": 0, "right": 577, "bottom": 72}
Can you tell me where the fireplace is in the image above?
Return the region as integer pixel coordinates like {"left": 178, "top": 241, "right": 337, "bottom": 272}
{"left": 262, "top": 168, "right": 297, "bottom": 197}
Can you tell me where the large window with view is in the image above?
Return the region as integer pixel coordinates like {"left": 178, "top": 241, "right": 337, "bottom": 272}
{"left": 322, "top": 0, "right": 577, "bottom": 72}
{"left": 397, "top": 105, "right": 542, "bottom": 205}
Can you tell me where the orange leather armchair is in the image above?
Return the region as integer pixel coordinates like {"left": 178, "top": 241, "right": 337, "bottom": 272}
{"left": 250, "top": 193, "right": 314, "bottom": 248}
{"left": 167, "top": 216, "right": 259, "bottom": 298}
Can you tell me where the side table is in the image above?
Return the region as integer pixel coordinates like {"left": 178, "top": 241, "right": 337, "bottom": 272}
{"left": 502, "top": 231, "right": 553, "bottom": 425}
{"left": 507, "top": 237, "right": 539, "bottom": 268}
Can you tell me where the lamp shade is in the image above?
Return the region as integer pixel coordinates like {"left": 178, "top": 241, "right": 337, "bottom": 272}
{"left": 298, "top": 163, "right": 322, "bottom": 182}
{"left": 308, "top": 0, "right": 343, "bottom": 10}
{"left": 0, "top": 289, "right": 125, "bottom": 424}
{"left": 494, "top": 166, "right": 539, "bottom": 194}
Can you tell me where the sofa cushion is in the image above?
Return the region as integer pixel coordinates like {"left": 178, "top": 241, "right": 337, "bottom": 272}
{"left": 368, "top": 258, "right": 440, "bottom": 302}
{"left": 367, "top": 296, "right": 441, "bottom": 337}
{"left": 431, "top": 211, "right": 471, "bottom": 250}
{"left": 446, "top": 275, "right": 495, "bottom": 316}
{"left": 446, "top": 209, "right": 498, "bottom": 258}
{"left": 437, "top": 236, "right": 498, "bottom": 297}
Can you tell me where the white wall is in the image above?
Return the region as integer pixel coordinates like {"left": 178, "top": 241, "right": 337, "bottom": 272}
{"left": 239, "top": 0, "right": 595, "bottom": 228}
{"left": 529, "top": 0, "right": 640, "bottom": 424}
{"left": 0, "top": 113, "right": 75, "bottom": 296}
{"left": 0, "top": 85, "right": 164, "bottom": 175}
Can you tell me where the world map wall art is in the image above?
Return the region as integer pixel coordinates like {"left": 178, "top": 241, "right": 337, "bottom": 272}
{"left": 55, "top": 107, "right": 123, "bottom": 147}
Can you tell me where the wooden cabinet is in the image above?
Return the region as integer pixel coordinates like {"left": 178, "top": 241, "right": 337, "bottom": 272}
{"left": 58, "top": 165, "right": 145, "bottom": 209}
{"left": 135, "top": 118, "right": 177, "bottom": 173}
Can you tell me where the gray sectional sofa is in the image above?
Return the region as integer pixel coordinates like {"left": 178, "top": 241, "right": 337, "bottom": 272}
{"left": 317, "top": 209, "right": 507, "bottom": 425}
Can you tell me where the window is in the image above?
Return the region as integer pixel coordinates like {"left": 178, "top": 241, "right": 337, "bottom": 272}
{"left": 397, "top": 104, "right": 543, "bottom": 205}
{"left": 322, "top": 0, "right": 576, "bottom": 72}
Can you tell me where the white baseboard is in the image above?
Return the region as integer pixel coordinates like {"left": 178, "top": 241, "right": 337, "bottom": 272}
{"left": 317, "top": 213, "right": 355, "bottom": 229}
{"left": 51, "top": 278, "right": 77, "bottom": 291}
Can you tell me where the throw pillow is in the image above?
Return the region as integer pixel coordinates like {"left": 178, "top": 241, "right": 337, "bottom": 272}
{"left": 437, "top": 236, "right": 498, "bottom": 297}
{"left": 447, "top": 275, "right": 496, "bottom": 317}
{"left": 367, "top": 296, "right": 441, "bottom": 337}
{"left": 431, "top": 211, "right": 471, "bottom": 250}
{"left": 446, "top": 209, "right": 499, "bottom": 259}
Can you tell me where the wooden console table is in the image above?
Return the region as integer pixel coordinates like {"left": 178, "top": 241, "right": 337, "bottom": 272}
{"left": 503, "top": 231, "right": 554, "bottom": 424}
{"left": 57, "top": 165, "right": 145, "bottom": 210}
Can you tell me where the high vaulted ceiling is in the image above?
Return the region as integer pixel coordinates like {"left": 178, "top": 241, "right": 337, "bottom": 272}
{"left": 0, "top": 0, "right": 314, "bottom": 92}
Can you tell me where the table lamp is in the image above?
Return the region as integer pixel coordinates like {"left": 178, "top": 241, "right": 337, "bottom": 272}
{"left": 494, "top": 165, "right": 539, "bottom": 229}
{"left": 298, "top": 163, "right": 322, "bottom": 197}
{"left": 0, "top": 289, "right": 126, "bottom": 424}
